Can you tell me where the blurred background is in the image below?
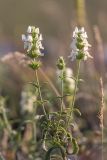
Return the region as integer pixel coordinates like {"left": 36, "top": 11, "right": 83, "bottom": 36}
{"left": 0, "top": 0, "right": 107, "bottom": 160}
{"left": 0, "top": 0, "right": 107, "bottom": 56}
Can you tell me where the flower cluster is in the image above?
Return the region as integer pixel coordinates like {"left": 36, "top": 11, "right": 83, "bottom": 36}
{"left": 69, "top": 27, "right": 92, "bottom": 61}
{"left": 22, "top": 26, "right": 44, "bottom": 70}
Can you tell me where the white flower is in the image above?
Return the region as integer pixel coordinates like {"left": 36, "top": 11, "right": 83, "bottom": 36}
{"left": 68, "top": 50, "right": 78, "bottom": 61}
{"left": 73, "top": 27, "right": 88, "bottom": 39}
{"left": 22, "top": 34, "right": 33, "bottom": 42}
{"left": 27, "top": 26, "right": 32, "bottom": 33}
{"left": 22, "top": 34, "right": 26, "bottom": 41}
{"left": 22, "top": 34, "right": 33, "bottom": 51}
{"left": 35, "top": 27, "right": 40, "bottom": 34}
{"left": 39, "top": 34, "right": 43, "bottom": 41}
{"left": 36, "top": 39, "right": 44, "bottom": 50}
{"left": 69, "top": 27, "right": 92, "bottom": 61}
{"left": 22, "top": 26, "right": 44, "bottom": 54}
{"left": 70, "top": 39, "right": 78, "bottom": 51}
{"left": 27, "top": 35, "right": 33, "bottom": 42}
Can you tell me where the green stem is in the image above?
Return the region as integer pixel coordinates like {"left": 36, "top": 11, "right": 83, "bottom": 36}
{"left": 33, "top": 120, "right": 36, "bottom": 143}
{"left": 71, "top": 60, "right": 81, "bottom": 110}
{"left": 32, "top": 102, "right": 36, "bottom": 143}
{"left": 66, "top": 60, "right": 81, "bottom": 128}
{"left": 99, "top": 77, "right": 104, "bottom": 160}
{"left": 32, "top": 69, "right": 47, "bottom": 143}
{"left": 2, "top": 108, "right": 12, "bottom": 135}
{"left": 35, "top": 70, "right": 46, "bottom": 115}
{"left": 101, "top": 125, "right": 104, "bottom": 160}
{"left": 61, "top": 69, "right": 64, "bottom": 112}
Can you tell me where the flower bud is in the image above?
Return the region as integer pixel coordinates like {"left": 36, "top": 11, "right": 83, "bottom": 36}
{"left": 57, "top": 56, "right": 65, "bottom": 70}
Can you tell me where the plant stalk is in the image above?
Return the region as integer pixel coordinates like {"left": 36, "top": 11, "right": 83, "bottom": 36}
{"left": 61, "top": 69, "right": 64, "bottom": 112}
{"left": 35, "top": 70, "right": 46, "bottom": 115}
{"left": 66, "top": 60, "right": 81, "bottom": 128}
{"left": 71, "top": 60, "right": 81, "bottom": 110}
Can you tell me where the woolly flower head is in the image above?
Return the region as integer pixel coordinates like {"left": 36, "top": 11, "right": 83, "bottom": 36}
{"left": 22, "top": 26, "right": 44, "bottom": 56}
{"left": 69, "top": 27, "right": 92, "bottom": 61}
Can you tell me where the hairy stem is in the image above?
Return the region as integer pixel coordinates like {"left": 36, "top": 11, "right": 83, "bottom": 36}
{"left": 35, "top": 70, "right": 46, "bottom": 115}
{"left": 99, "top": 78, "right": 104, "bottom": 160}
{"left": 2, "top": 108, "right": 12, "bottom": 135}
{"left": 61, "top": 69, "right": 64, "bottom": 112}
{"left": 71, "top": 60, "right": 81, "bottom": 110}
{"left": 33, "top": 120, "right": 36, "bottom": 143}
{"left": 66, "top": 60, "right": 81, "bottom": 128}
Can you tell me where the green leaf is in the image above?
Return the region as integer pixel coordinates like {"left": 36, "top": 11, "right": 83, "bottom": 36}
{"left": 72, "top": 138, "right": 79, "bottom": 154}
{"left": 73, "top": 108, "right": 81, "bottom": 116}
{"left": 49, "top": 112, "right": 60, "bottom": 117}
{"left": 67, "top": 132, "right": 72, "bottom": 142}
{"left": 58, "top": 127, "right": 68, "bottom": 136}
{"left": 28, "top": 82, "right": 39, "bottom": 88}
{"left": 68, "top": 76, "right": 76, "bottom": 81}
{"left": 36, "top": 99, "right": 48, "bottom": 105}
